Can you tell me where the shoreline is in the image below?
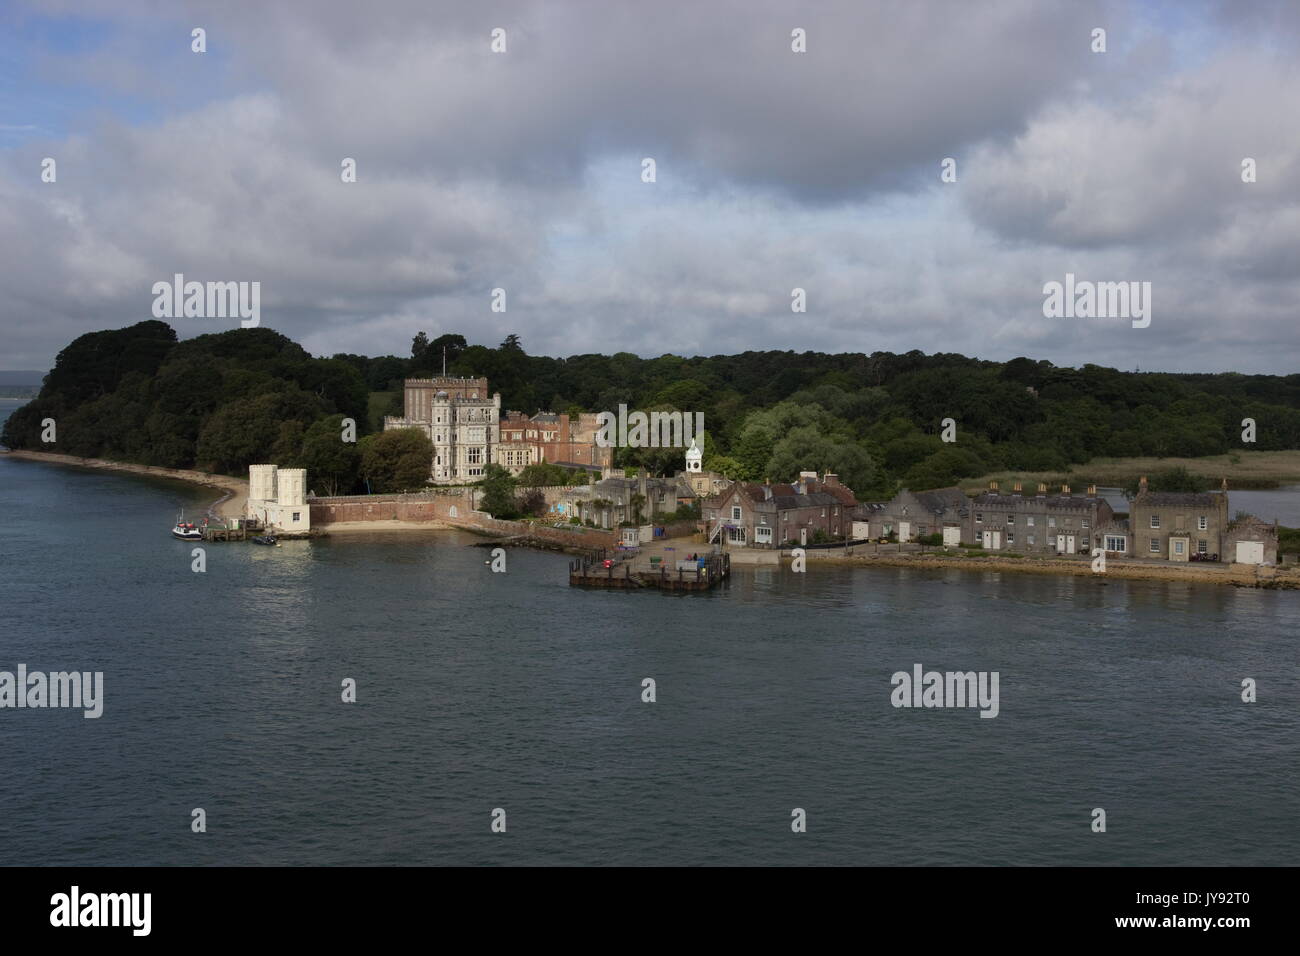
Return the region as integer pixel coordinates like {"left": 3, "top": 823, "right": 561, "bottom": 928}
{"left": 2, "top": 449, "right": 248, "bottom": 520}
{"left": 794, "top": 549, "right": 1300, "bottom": 589}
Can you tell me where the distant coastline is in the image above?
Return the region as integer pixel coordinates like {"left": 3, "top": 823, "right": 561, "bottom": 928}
{"left": 1, "top": 449, "right": 248, "bottom": 519}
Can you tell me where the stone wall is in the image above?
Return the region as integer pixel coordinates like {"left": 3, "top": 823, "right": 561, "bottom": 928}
{"left": 309, "top": 489, "right": 476, "bottom": 525}
{"left": 307, "top": 490, "right": 617, "bottom": 549}
{"left": 446, "top": 513, "right": 616, "bottom": 549}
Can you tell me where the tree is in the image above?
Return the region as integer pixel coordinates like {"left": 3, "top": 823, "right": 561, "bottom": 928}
{"left": 411, "top": 332, "right": 429, "bottom": 360}
{"left": 300, "top": 415, "right": 361, "bottom": 496}
{"left": 517, "top": 487, "right": 547, "bottom": 517}
{"left": 479, "top": 464, "right": 518, "bottom": 518}
{"left": 358, "top": 428, "right": 433, "bottom": 493}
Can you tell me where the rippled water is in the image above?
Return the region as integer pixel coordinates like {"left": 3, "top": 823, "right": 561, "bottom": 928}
{"left": 2, "top": 407, "right": 1298, "bottom": 865}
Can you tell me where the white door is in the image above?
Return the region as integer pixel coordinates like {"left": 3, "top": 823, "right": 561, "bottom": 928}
{"left": 1055, "top": 534, "right": 1065, "bottom": 552}
{"left": 898, "top": 521, "right": 911, "bottom": 543}
{"left": 942, "top": 526, "right": 961, "bottom": 546}
{"left": 1236, "top": 541, "right": 1264, "bottom": 565}
{"left": 982, "top": 530, "right": 1001, "bottom": 550}
{"left": 1066, "top": 535, "right": 1075, "bottom": 553}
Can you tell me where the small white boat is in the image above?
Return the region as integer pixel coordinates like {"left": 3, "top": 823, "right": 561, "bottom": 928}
{"left": 172, "top": 510, "right": 203, "bottom": 541}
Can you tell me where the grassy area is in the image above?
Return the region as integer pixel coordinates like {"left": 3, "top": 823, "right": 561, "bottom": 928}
{"left": 963, "top": 450, "right": 1300, "bottom": 492}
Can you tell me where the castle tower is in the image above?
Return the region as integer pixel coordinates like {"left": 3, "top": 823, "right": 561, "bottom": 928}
{"left": 278, "top": 468, "right": 306, "bottom": 506}
{"left": 685, "top": 438, "right": 703, "bottom": 474}
{"left": 248, "top": 464, "right": 278, "bottom": 503}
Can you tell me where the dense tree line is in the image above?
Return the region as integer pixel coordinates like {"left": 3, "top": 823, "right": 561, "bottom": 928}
{"left": 5, "top": 321, "right": 1299, "bottom": 500}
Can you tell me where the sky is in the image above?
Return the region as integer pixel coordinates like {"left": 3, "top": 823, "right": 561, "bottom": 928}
{"left": 1, "top": 0, "right": 1297, "bottom": 374}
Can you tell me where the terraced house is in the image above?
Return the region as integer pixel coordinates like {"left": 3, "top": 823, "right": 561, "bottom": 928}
{"left": 1128, "top": 476, "right": 1229, "bottom": 562}
{"left": 703, "top": 473, "right": 856, "bottom": 547}
{"left": 868, "top": 487, "right": 968, "bottom": 544}
{"left": 966, "top": 482, "right": 1113, "bottom": 554}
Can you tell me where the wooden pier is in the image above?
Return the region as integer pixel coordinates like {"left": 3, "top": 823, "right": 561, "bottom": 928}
{"left": 202, "top": 523, "right": 247, "bottom": 541}
{"left": 569, "top": 548, "right": 730, "bottom": 591}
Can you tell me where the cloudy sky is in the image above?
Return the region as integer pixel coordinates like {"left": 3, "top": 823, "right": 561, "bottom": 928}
{"left": 1, "top": 0, "right": 1297, "bottom": 373}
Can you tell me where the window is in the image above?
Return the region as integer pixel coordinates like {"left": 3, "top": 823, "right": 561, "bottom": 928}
{"left": 975, "top": 513, "right": 983, "bottom": 524}
{"left": 1007, "top": 514, "right": 1016, "bottom": 525}
{"left": 1198, "top": 515, "right": 1208, "bottom": 530}
{"left": 292, "top": 512, "right": 300, "bottom": 522}
{"left": 1048, "top": 517, "right": 1056, "bottom": 528}
{"left": 1106, "top": 535, "right": 1126, "bottom": 553}
{"left": 468, "top": 447, "right": 482, "bottom": 465}
{"left": 1150, "top": 514, "right": 1160, "bottom": 529}
{"left": 1027, "top": 534, "right": 1035, "bottom": 546}
{"left": 1150, "top": 538, "right": 1160, "bottom": 553}
{"left": 1026, "top": 516, "right": 1035, "bottom": 526}
{"left": 1082, "top": 518, "right": 1090, "bottom": 529}
{"left": 1174, "top": 540, "right": 1185, "bottom": 555}
{"left": 754, "top": 526, "right": 772, "bottom": 543}
{"left": 1006, "top": 532, "right": 1015, "bottom": 544}
{"left": 1198, "top": 540, "right": 1207, "bottom": 554}
{"left": 731, "top": 506, "right": 742, "bottom": 521}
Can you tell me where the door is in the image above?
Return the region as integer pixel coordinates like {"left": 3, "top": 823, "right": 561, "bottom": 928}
{"left": 1066, "top": 535, "right": 1075, "bottom": 554}
{"left": 942, "top": 526, "right": 961, "bottom": 546}
{"left": 898, "top": 521, "right": 911, "bottom": 543}
{"left": 1055, "top": 534, "right": 1065, "bottom": 552}
{"left": 982, "top": 530, "right": 1001, "bottom": 550}
{"left": 1236, "top": 541, "right": 1264, "bottom": 565}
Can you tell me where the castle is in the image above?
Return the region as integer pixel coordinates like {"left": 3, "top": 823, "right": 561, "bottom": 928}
{"left": 246, "top": 464, "right": 311, "bottom": 533}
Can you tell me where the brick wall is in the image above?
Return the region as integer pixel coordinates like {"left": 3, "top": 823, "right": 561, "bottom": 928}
{"left": 309, "top": 489, "right": 475, "bottom": 525}
{"left": 307, "top": 490, "right": 617, "bottom": 548}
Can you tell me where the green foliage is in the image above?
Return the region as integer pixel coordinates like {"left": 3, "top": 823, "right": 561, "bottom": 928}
{"left": 300, "top": 415, "right": 361, "bottom": 497}
{"left": 516, "top": 462, "right": 587, "bottom": 487}
{"left": 358, "top": 428, "right": 432, "bottom": 493}
{"left": 9, "top": 322, "right": 1300, "bottom": 505}
{"left": 478, "top": 463, "right": 519, "bottom": 518}
{"left": 1123, "top": 466, "right": 1209, "bottom": 496}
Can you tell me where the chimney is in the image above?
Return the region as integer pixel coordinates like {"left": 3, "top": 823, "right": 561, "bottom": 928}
{"left": 1139, "top": 475, "right": 1148, "bottom": 494}
{"left": 989, "top": 481, "right": 999, "bottom": 493}
{"left": 1087, "top": 484, "right": 1096, "bottom": 497}
{"left": 1221, "top": 477, "right": 1228, "bottom": 492}
{"left": 824, "top": 473, "right": 840, "bottom": 488}
{"left": 1013, "top": 482, "right": 1022, "bottom": 494}
{"left": 1061, "top": 484, "right": 1070, "bottom": 495}
{"left": 1037, "top": 483, "right": 1047, "bottom": 496}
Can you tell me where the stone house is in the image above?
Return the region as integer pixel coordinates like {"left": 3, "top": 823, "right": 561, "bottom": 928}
{"left": 701, "top": 473, "right": 856, "bottom": 548}
{"left": 1128, "top": 476, "right": 1229, "bottom": 562}
{"left": 870, "top": 487, "right": 969, "bottom": 544}
{"left": 561, "top": 474, "right": 680, "bottom": 529}
{"left": 967, "top": 482, "right": 1113, "bottom": 554}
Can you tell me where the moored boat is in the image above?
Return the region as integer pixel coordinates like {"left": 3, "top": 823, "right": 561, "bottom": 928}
{"left": 172, "top": 510, "right": 204, "bottom": 541}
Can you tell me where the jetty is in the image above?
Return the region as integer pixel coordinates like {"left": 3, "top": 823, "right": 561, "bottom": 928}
{"left": 202, "top": 520, "right": 249, "bottom": 541}
{"left": 569, "top": 545, "right": 730, "bottom": 591}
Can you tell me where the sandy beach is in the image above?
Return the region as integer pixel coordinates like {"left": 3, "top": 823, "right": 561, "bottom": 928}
{"left": 321, "top": 520, "right": 454, "bottom": 534}
{"left": 2, "top": 449, "right": 249, "bottom": 519}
